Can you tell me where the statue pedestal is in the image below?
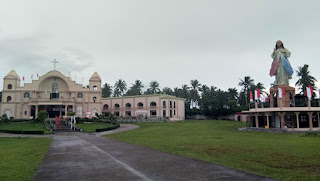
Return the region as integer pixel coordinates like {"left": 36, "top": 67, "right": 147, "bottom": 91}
{"left": 270, "top": 85, "right": 296, "bottom": 108}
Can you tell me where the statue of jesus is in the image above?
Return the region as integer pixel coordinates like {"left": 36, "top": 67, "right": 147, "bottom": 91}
{"left": 269, "top": 40, "right": 293, "bottom": 85}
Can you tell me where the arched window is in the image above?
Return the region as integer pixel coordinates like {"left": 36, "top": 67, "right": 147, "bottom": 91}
{"left": 163, "top": 101, "right": 166, "bottom": 108}
{"left": 170, "top": 101, "right": 172, "bottom": 108}
{"left": 78, "top": 93, "right": 83, "bottom": 98}
{"left": 93, "top": 96, "right": 97, "bottom": 102}
{"left": 24, "top": 111, "right": 27, "bottom": 115}
{"left": 93, "top": 85, "right": 98, "bottom": 90}
{"left": 114, "top": 103, "right": 120, "bottom": 108}
{"left": 52, "top": 83, "right": 58, "bottom": 93}
{"left": 137, "top": 102, "right": 143, "bottom": 107}
{"left": 103, "top": 104, "right": 109, "bottom": 109}
{"left": 7, "top": 84, "right": 12, "bottom": 89}
{"left": 126, "top": 103, "right": 131, "bottom": 108}
{"left": 150, "top": 102, "right": 157, "bottom": 107}
{"left": 174, "top": 102, "right": 176, "bottom": 108}
{"left": 24, "top": 92, "right": 30, "bottom": 98}
{"left": 7, "top": 96, "right": 11, "bottom": 102}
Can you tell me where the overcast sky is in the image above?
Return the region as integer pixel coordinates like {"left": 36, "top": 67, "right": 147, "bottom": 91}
{"left": 1, "top": 0, "right": 320, "bottom": 94}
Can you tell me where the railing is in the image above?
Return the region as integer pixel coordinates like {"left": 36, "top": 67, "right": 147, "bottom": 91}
{"left": 30, "top": 98, "right": 73, "bottom": 102}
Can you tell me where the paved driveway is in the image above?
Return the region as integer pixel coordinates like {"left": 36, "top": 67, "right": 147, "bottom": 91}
{"left": 30, "top": 125, "right": 276, "bottom": 181}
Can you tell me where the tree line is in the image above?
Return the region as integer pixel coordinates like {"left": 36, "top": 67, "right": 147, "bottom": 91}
{"left": 100, "top": 64, "right": 317, "bottom": 117}
{"left": 0, "top": 64, "right": 315, "bottom": 117}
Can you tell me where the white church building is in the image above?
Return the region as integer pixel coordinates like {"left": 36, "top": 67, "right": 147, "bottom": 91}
{"left": 1, "top": 70, "right": 185, "bottom": 121}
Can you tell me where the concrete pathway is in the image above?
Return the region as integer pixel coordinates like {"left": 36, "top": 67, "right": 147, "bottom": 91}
{"left": 30, "top": 124, "right": 276, "bottom": 181}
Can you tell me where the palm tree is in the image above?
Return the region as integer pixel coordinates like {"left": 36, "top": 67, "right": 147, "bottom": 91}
{"left": 256, "top": 82, "right": 265, "bottom": 90}
{"left": 162, "top": 87, "right": 173, "bottom": 95}
{"left": 252, "top": 82, "right": 266, "bottom": 95}
{"left": 113, "top": 79, "right": 127, "bottom": 97}
{"left": 190, "top": 79, "right": 201, "bottom": 100}
{"left": 102, "top": 83, "right": 112, "bottom": 98}
{"left": 190, "top": 79, "right": 201, "bottom": 90}
{"left": 126, "top": 80, "right": 144, "bottom": 96}
{"left": 238, "top": 76, "right": 254, "bottom": 105}
{"left": 181, "top": 84, "right": 190, "bottom": 100}
{"left": 199, "top": 85, "right": 210, "bottom": 97}
{"left": 173, "top": 87, "right": 182, "bottom": 97}
{"left": 148, "top": 81, "right": 160, "bottom": 94}
{"left": 228, "top": 88, "right": 238, "bottom": 100}
{"left": 295, "top": 64, "right": 317, "bottom": 94}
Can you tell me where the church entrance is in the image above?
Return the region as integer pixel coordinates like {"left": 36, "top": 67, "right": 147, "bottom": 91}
{"left": 39, "top": 105, "right": 66, "bottom": 118}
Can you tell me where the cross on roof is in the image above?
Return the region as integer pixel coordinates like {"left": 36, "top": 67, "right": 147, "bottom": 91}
{"left": 52, "top": 59, "right": 59, "bottom": 70}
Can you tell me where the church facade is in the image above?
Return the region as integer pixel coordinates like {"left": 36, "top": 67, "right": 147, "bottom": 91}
{"left": 1, "top": 70, "right": 185, "bottom": 121}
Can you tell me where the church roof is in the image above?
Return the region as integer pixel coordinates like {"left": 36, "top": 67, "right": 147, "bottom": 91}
{"left": 5, "top": 70, "right": 20, "bottom": 80}
{"left": 90, "top": 72, "right": 101, "bottom": 81}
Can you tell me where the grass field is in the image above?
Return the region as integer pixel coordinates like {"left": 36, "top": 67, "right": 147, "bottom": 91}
{"left": 76, "top": 122, "right": 114, "bottom": 133}
{"left": 0, "top": 122, "right": 51, "bottom": 134}
{"left": 106, "top": 120, "right": 320, "bottom": 181}
{"left": 0, "top": 137, "right": 52, "bottom": 181}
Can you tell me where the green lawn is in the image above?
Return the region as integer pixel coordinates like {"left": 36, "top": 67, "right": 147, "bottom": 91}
{"left": 0, "top": 122, "right": 51, "bottom": 134}
{"left": 76, "top": 122, "right": 114, "bottom": 133}
{"left": 106, "top": 120, "right": 320, "bottom": 181}
{"left": 0, "top": 137, "right": 52, "bottom": 181}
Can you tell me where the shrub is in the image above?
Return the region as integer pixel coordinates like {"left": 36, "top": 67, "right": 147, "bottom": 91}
{"left": 67, "top": 112, "right": 76, "bottom": 116}
{"left": 1, "top": 114, "right": 9, "bottom": 124}
{"left": 107, "top": 114, "right": 117, "bottom": 124}
{"left": 96, "top": 123, "right": 120, "bottom": 132}
{"left": 37, "top": 110, "right": 48, "bottom": 122}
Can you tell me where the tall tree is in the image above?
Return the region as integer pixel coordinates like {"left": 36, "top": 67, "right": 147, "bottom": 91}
{"left": 102, "top": 83, "right": 112, "bottom": 98}
{"left": 295, "top": 64, "right": 317, "bottom": 94}
{"left": 126, "top": 80, "right": 144, "bottom": 96}
{"left": 256, "top": 82, "right": 265, "bottom": 91}
{"left": 173, "top": 87, "right": 183, "bottom": 98}
{"left": 238, "top": 76, "right": 254, "bottom": 106}
{"left": 190, "top": 79, "right": 201, "bottom": 100}
{"left": 190, "top": 79, "right": 201, "bottom": 90}
{"left": 199, "top": 85, "right": 210, "bottom": 98}
{"left": 150, "top": 81, "right": 160, "bottom": 94}
{"left": 113, "top": 79, "right": 127, "bottom": 97}
{"left": 227, "top": 88, "right": 238, "bottom": 100}
{"left": 162, "top": 87, "right": 173, "bottom": 95}
{"left": 181, "top": 84, "right": 190, "bottom": 100}
{"left": 250, "top": 82, "right": 266, "bottom": 95}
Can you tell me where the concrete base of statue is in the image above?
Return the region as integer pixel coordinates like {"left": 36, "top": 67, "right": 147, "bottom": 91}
{"left": 269, "top": 85, "right": 296, "bottom": 108}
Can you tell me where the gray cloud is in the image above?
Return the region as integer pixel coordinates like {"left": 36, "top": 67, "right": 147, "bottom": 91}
{"left": 1, "top": 0, "right": 320, "bottom": 92}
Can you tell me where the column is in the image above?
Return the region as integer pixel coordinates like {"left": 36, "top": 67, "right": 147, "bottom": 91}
{"left": 254, "top": 113, "right": 259, "bottom": 128}
{"left": 59, "top": 106, "right": 62, "bottom": 117}
{"left": 294, "top": 112, "right": 300, "bottom": 129}
{"left": 35, "top": 105, "right": 38, "bottom": 118}
{"left": 293, "top": 90, "right": 296, "bottom": 107}
{"left": 65, "top": 105, "right": 68, "bottom": 117}
{"left": 317, "top": 112, "right": 320, "bottom": 128}
{"left": 28, "top": 105, "right": 31, "bottom": 117}
{"left": 270, "top": 93, "right": 274, "bottom": 108}
{"left": 278, "top": 112, "right": 285, "bottom": 130}
{"left": 265, "top": 112, "right": 270, "bottom": 128}
{"left": 255, "top": 101, "right": 258, "bottom": 110}
{"left": 307, "top": 112, "right": 313, "bottom": 130}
